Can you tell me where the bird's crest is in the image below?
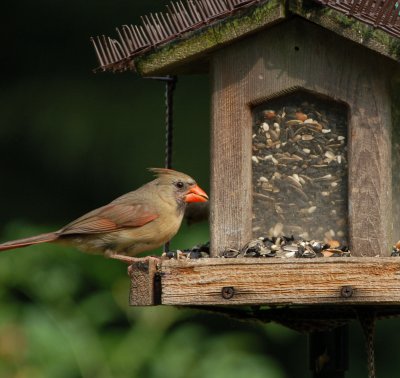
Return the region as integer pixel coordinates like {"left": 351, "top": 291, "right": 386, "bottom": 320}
{"left": 148, "top": 168, "right": 194, "bottom": 183}
{"left": 148, "top": 168, "right": 177, "bottom": 177}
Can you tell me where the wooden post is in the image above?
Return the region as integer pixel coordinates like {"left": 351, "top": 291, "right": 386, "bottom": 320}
{"left": 210, "top": 58, "right": 253, "bottom": 256}
{"left": 128, "top": 258, "right": 161, "bottom": 306}
{"left": 210, "top": 17, "right": 396, "bottom": 257}
{"left": 391, "top": 77, "right": 400, "bottom": 245}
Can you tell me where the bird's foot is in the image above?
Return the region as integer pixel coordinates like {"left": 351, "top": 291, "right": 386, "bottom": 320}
{"left": 106, "top": 253, "right": 160, "bottom": 265}
{"left": 161, "top": 249, "right": 187, "bottom": 260}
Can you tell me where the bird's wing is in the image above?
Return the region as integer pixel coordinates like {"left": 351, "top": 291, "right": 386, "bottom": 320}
{"left": 59, "top": 203, "right": 159, "bottom": 235}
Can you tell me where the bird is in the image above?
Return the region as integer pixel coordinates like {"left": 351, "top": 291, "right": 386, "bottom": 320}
{"left": 0, "top": 168, "right": 208, "bottom": 263}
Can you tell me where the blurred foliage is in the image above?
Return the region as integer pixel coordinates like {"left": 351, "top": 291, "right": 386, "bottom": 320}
{"left": 1, "top": 0, "right": 400, "bottom": 377}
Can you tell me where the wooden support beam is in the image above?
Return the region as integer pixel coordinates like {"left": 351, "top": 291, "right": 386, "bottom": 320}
{"left": 128, "top": 258, "right": 161, "bottom": 306}
{"left": 128, "top": 257, "right": 400, "bottom": 306}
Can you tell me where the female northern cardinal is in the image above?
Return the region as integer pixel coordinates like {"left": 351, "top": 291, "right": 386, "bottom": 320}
{"left": 0, "top": 168, "right": 208, "bottom": 262}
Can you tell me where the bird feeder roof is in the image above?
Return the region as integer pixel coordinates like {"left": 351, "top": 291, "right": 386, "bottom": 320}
{"left": 92, "top": 0, "right": 400, "bottom": 75}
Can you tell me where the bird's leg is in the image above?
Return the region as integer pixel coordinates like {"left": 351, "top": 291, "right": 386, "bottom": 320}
{"left": 107, "top": 254, "right": 137, "bottom": 264}
{"left": 105, "top": 250, "right": 160, "bottom": 265}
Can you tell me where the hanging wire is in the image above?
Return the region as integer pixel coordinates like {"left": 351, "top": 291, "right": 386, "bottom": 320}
{"left": 165, "top": 75, "right": 177, "bottom": 169}
{"left": 163, "top": 75, "right": 177, "bottom": 252}
{"left": 146, "top": 75, "right": 178, "bottom": 253}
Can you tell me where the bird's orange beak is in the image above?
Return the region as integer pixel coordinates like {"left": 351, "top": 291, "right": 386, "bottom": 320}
{"left": 185, "top": 185, "right": 209, "bottom": 203}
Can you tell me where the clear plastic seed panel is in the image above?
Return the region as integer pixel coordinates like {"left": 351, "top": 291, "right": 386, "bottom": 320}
{"left": 252, "top": 91, "right": 348, "bottom": 244}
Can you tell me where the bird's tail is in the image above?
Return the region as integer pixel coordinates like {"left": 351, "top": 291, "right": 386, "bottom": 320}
{"left": 0, "top": 232, "right": 59, "bottom": 252}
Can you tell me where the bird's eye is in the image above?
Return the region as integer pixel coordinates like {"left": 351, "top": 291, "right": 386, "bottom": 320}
{"left": 175, "top": 181, "right": 184, "bottom": 189}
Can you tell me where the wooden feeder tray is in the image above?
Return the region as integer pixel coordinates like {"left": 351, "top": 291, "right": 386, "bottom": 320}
{"left": 128, "top": 256, "right": 400, "bottom": 311}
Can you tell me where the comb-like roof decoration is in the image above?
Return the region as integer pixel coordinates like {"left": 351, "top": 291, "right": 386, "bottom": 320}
{"left": 91, "top": 0, "right": 400, "bottom": 73}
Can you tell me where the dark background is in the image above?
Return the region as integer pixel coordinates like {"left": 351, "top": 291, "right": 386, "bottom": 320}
{"left": 1, "top": 1, "right": 399, "bottom": 377}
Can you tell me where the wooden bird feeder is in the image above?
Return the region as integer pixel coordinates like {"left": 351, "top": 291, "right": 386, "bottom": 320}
{"left": 92, "top": 0, "right": 400, "bottom": 306}
{"left": 92, "top": 1, "right": 400, "bottom": 374}
{"left": 92, "top": 0, "right": 400, "bottom": 376}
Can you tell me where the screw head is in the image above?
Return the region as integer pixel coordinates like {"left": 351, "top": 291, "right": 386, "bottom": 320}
{"left": 221, "top": 286, "right": 235, "bottom": 299}
{"left": 340, "top": 285, "right": 353, "bottom": 298}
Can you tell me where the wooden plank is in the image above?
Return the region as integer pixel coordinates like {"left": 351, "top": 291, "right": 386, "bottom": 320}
{"left": 210, "top": 46, "right": 253, "bottom": 256}
{"left": 391, "top": 78, "right": 400, "bottom": 245}
{"left": 159, "top": 257, "right": 400, "bottom": 306}
{"left": 210, "top": 17, "right": 396, "bottom": 257}
{"left": 128, "top": 258, "right": 160, "bottom": 306}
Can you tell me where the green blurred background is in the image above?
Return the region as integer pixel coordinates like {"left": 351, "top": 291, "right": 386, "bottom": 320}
{"left": 1, "top": 1, "right": 400, "bottom": 377}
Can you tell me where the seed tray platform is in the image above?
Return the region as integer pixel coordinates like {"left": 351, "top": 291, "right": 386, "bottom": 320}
{"left": 128, "top": 257, "right": 400, "bottom": 307}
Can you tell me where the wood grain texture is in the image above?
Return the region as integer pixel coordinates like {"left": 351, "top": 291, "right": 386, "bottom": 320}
{"left": 128, "top": 258, "right": 160, "bottom": 306}
{"left": 210, "top": 49, "right": 253, "bottom": 256}
{"left": 391, "top": 79, "right": 400, "bottom": 245}
{"left": 210, "top": 17, "right": 396, "bottom": 257}
{"left": 160, "top": 257, "right": 400, "bottom": 306}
